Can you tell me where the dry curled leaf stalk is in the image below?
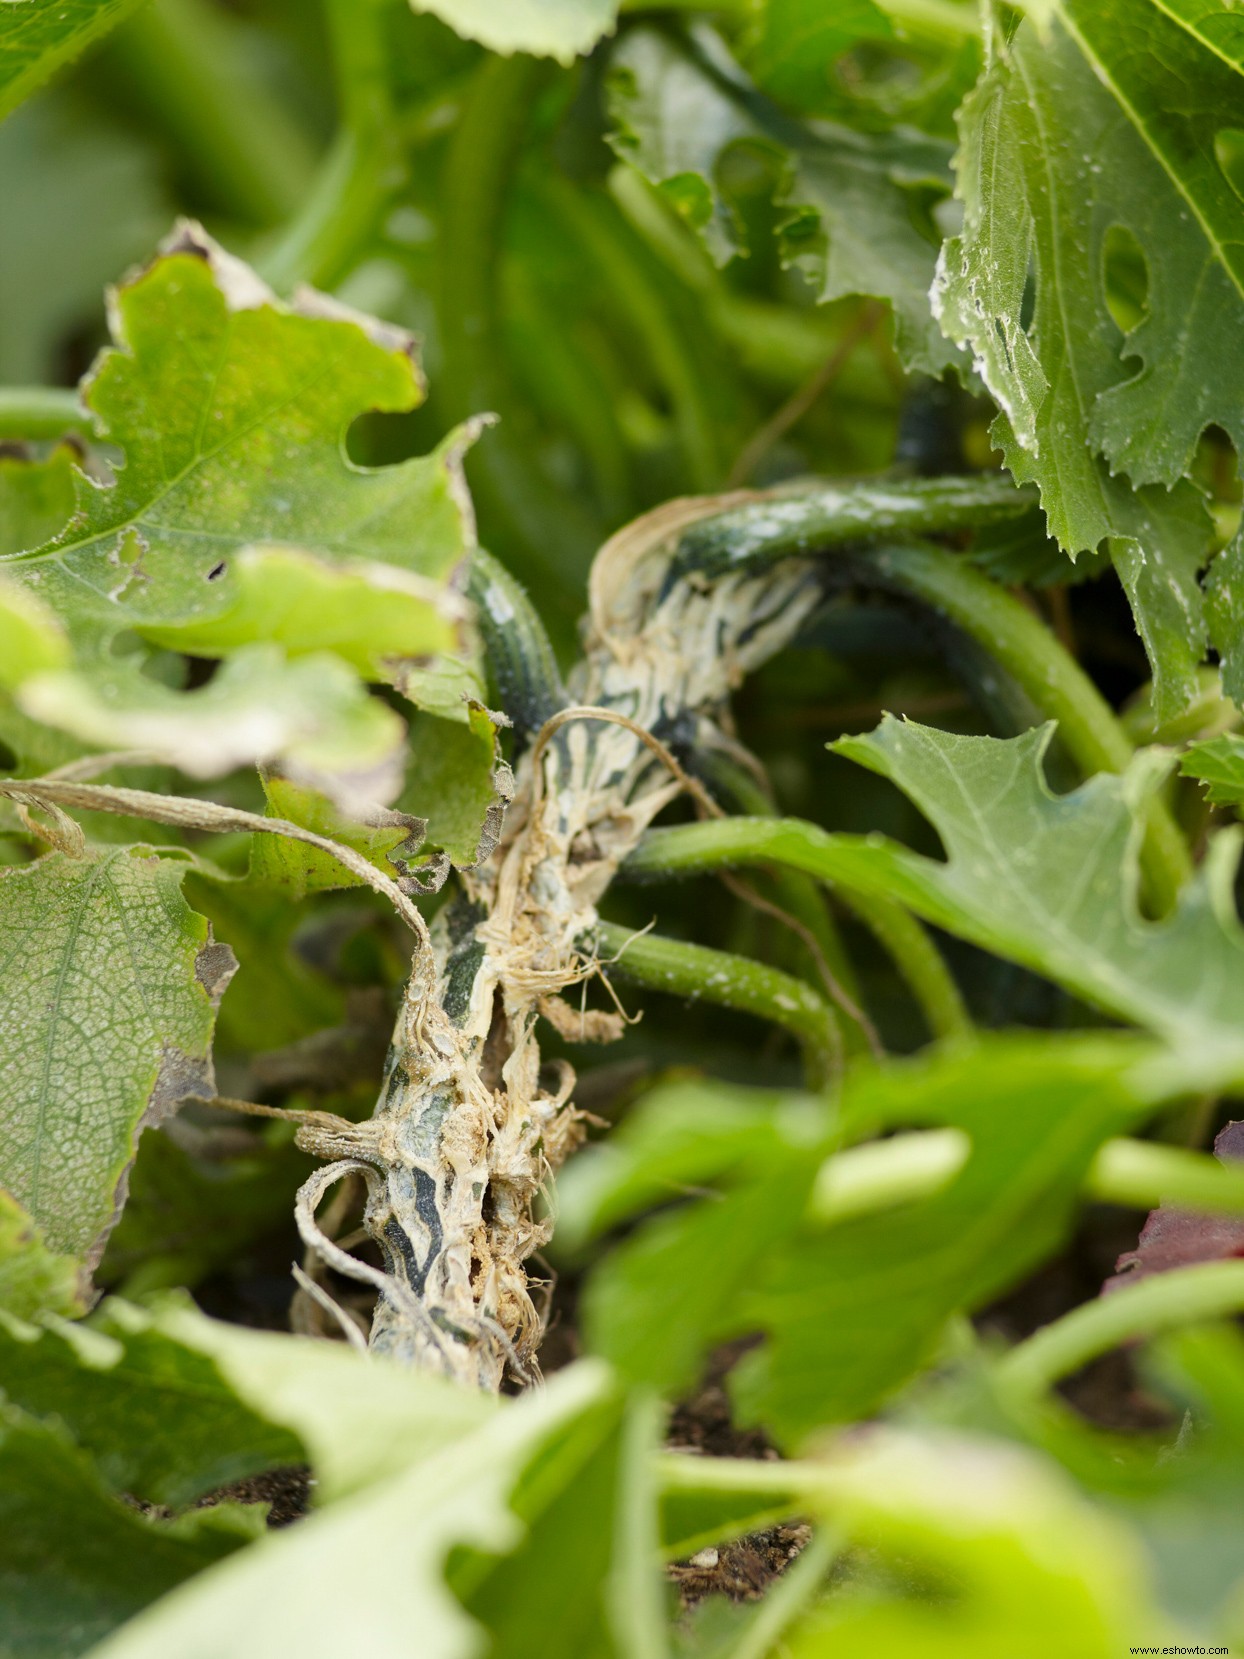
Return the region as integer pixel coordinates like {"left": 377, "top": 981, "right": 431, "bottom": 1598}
{"left": 292, "top": 496, "right": 823, "bottom": 1389}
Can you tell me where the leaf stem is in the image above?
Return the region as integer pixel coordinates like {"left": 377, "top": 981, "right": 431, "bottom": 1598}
{"left": 671, "top": 486, "right": 1189, "bottom": 905}
{"left": 807, "top": 1129, "right": 1244, "bottom": 1227}
{"left": 105, "top": 0, "right": 316, "bottom": 226}
{"left": 0, "top": 389, "right": 88, "bottom": 441}
{"left": 259, "top": 0, "right": 401, "bottom": 292}
{"left": 595, "top": 919, "right": 842, "bottom": 1088}
{"left": 626, "top": 821, "right": 969, "bottom": 1041}
{"left": 995, "top": 1259, "right": 1244, "bottom": 1399}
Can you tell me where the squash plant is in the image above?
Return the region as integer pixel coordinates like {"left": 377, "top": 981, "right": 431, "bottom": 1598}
{"left": 4, "top": 0, "right": 1244, "bottom": 1653}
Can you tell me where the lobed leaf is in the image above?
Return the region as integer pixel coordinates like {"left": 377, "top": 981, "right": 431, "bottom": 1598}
{"left": 831, "top": 718, "right": 1244, "bottom": 1067}
{"left": 932, "top": 0, "right": 1244, "bottom": 716}
{"left": 0, "top": 225, "right": 478, "bottom": 787}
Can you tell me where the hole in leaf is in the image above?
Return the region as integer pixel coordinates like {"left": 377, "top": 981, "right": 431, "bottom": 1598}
{"left": 346, "top": 405, "right": 440, "bottom": 466}
{"left": 1216, "top": 128, "right": 1244, "bottom": 202}
{"left": 1101, "top": 225, "right": 1149, "bottom": 334}
{"left": 206, "top": 560, "right": 226, "bottom": 581}
{"left": 1192, "top": 424, "right": 1242, "bottom": 545}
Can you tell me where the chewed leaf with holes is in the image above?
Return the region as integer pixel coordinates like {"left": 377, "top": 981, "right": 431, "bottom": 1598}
{"left": 607, "top": 26, "right": 961, "bottom": 375}
{"left": 20, "top": 644, "right": 406, "bottom": 797}
{"left": 831, "top": 719, "right": 1244, "bottom": 1069}
{"left": 932, "top": 0, "right": 1243, "bottom": 716}
{"left": 0, "top": 224, "right": 475, "bottom": 681}
{"left": 0, "top": 847, "right": 232, "bottom": 1265}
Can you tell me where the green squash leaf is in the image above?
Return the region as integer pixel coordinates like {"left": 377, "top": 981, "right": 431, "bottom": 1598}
{"left": 408, "top": 0, "right": 618, "bottom": 65}
{"left": 1181, "top": 732, "right": 1244, "bottom": 804}
{"left": 0, "top": 446, "right": 75, "bottom": 557}
{"left": 829, "top": 718, "right": 1244, "bottom": 1067}
{"left": 0, "top": 0, "right": 147, "bottom": 123}
{"left": 0, "top": 224, "right": 476, "bottom": 727}
{"left": 567, "top": 1038, "right": 1160, "bottom": 1441}
{"left": 21, "top": 644, "right": 406, "bottom": 794}
{"left": 0, "top": 847, "right": 232, "bottom": 1263}
{"left": 87, "top": 1360, "right": 662, "bottom": 1659}
{"left": 608, "top": 25, "right": 961, "bottom": 375}
{"left": 0, "top": 1399, "right": 258, "bottom": 1659}
{"left": 932, "top": 0, "right": 1243, "bottom": 716}
{"left": 0, "top": 1301, "right": 303, "bottom": 1509}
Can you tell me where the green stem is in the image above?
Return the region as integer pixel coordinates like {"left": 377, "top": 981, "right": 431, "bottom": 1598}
{"left": 834, "top": 887, "right": 970, "bottom": 1042}
{"left": 0, "top": 389, "right": 88, "bottom": 441}
{"left": 258, "top": 0, "right": 402, "bottom": 292}
{"left": 995, "top": 1260, "right": 1244, "bottom": 1399}
{"left": 1086, "top": 1137, "right": 1244, "bottom": 1214}
{"left": 626, "top": 822, "right": 969, "bottom": 1041}
{"left": 807, "top": 1130, "right": 1244, "bottom": 1228}
{"left": 106, "top": 0, "right": 316, "bottom": 226}
{"left": 595, "top": 920, "right": 842, "bottom": 1088}
{"left": 694, "top": 749, "right": 869, "bottom": 1047}
{"left": 673, "top": 487, "right": 1189, "bottom": 905}
{"left": 437, "top": 55, "right": 602, "bottom": 598}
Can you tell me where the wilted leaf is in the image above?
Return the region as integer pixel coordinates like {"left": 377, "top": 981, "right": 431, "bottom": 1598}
{"left": 0, "top": 847, "right": 232, "bottom": 1263}
{"left": 408, "top": 0, "right": 618, "bottom": 64}
{"left": 932, "top": 1, "right": 1239, "bottom": 716}
{"left": 0, "top": 0, "right": 147, "bottom": 123}
{"left": 608, "top": 25, "right": 961, "bottom": 375}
